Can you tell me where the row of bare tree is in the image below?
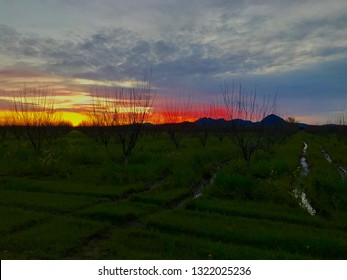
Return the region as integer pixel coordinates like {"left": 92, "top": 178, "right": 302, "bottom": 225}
{"left": 2, "top": 75, "right": 336, "bottom": 164}
{"left": 1, "top": 84, "right": 285, "bottom": 163}
{"left": 0, "top": 85, "right": 72, "bottom": 152}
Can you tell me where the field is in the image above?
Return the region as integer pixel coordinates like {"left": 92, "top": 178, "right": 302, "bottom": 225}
{"left": 1, "top": 127, "right": 347, "bottom": 259}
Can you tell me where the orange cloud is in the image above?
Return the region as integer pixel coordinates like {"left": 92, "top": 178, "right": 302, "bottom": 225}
{"left": 0, "top": 70, "right": 232, "bottom": 126}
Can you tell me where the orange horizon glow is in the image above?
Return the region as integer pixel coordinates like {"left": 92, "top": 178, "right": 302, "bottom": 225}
{"left": 0, "top": 78, "right": 227, "bottom": 126}
{"left": 0, "top": 109, "right": 213, "bottom": 127}
{"left": 0, "top": 108, "right": 329, "bottom": 127}
{"left": 60, "top": 112, "right": 88, "bottom": 126}
{"left": 0, "top": 73, "right": 325, "bottom": 126}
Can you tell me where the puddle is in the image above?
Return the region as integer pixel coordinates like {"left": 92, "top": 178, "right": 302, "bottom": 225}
{"left": 321, "top": 148, "right": 332, "bottom": 163}
{"left": 300, "top": 157, "right": 309, "bottom": 176}
{"left": 177, "top": 172, "right": 218, "bottom": 208}
{"left": 293, "top": 141, "right": 316, "bottom": 215}
{"left": 302, "top": 141, "right": 308, "bottom": 155}
{"left": 293, "top": 189, "right": 316, "bottom": 216}
{"left": 193, "top": 173, "right": 217, "bottom": 199}
{"left": 320, "top": 146, "right": 346, "bottom": 179}
{"left": 339, "top": 166, "right": 347, "bottom": 179}
{"left": 300, "top": 142, "right": 309, "bottom": 176}
{"left": 176, "top": 160, "right": 231, "bottom": 208}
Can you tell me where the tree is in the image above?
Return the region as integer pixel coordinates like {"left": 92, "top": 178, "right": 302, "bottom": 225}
{"left": 114, "top": 76, "right": 155, "bottom": 164}
{"left": 89, "top": 70, "right": 155, "bottom": 164}
{"left": 10, "top": 84, "right": 61, "bottom": 152}
{"left": 0, "top": 112, "right": 11, "bottom": 143}
{"left": 286, "top": 116, "right": 297, "bottom": 124}
{"left": 162, "top": 96, "right": 191, "bottom": 148}
{"left": 333, "top": 106, "right": 347, "bottom": 144}
{"left": 87, "top": 87, "right": 116, "bottom": 150}
{"left": 195, "top": 104, "right": 214, "bottom": 148}
{"left": 209, "top": 100, "right": 228, "bottom": 143}
{"left": 221, "top": 82, "right": 277, "bottom": 162}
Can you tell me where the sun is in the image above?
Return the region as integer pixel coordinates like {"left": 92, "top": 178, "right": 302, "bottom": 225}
{"left": 60, "top": 111, "right": 87, "bottom": 126}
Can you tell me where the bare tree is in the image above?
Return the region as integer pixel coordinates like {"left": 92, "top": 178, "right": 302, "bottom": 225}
{"left": 114, "top": 74, "right": 155, "bottom": 164}
{"left": 209, "top": 100, "right": 228, "bottom": 143}
{"left": 0, "top": 109, "right": 11, "bottom": 143}
{"left": 334, "top": 104, "right": 347, "bottom": 126}
{"left": 333, "top": 106, "right": 347, "bottom": 144}
{"left": 194, "top": 104, "right": 213, "bottom": 148}
{"left": 195, "top": 101, "right": 229, "bottom": 147}
{"left": 221, "top": 82, "right": 277, "bottom": 161}
{"left": 89, "top": 70, "right": 155, "bottom": 164}
{"left": 163, "top": 96, "right": 191, "bottom": 148}
{"left": 87, "top": 87, "right": 116, "bottom": 150}
{"left": 10, "top": 84, "right": 61, "bottom": 152}
{"left": 286, "top": 116, "right": 297, "bottom": 124}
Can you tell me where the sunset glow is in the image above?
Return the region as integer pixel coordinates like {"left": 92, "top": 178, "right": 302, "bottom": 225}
{"left": 60, "top": 112, "right": 87, "bottom": 126}
{"left": 3, "top": 1, "right": 347, "bottom": 265}
{"left": 1, "top": 1, "right": 347, "bottom": 125}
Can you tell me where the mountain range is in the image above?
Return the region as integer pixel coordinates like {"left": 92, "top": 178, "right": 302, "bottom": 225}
{"left": 195, "top": 114, "right": 288, "bottom": 126}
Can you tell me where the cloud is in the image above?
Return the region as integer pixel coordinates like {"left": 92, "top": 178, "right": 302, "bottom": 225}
{"left": 2, "top": 0, "right": 347, "bottom": 82}
{"left": 0, "top": 98, "right": 12, "bottom": 110}
{"left": 1, "top": 1, "right": 347, "bottom": 123}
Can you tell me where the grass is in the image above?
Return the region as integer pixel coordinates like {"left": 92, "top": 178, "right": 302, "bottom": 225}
{"left": 0, "top": 189, "right": 98, "bottom": 214}
{"left": 130, "top": 187, "right": 191, "bottom": 207}
{"left": 77, "top": 201, "right": 158, "bottom": 223}
{"left": 0, "top": 177, "right": 147, "bottom": 197}
{"left": 184, "top": 199, "right": 322, "bottom": 227}
{"left": 144, "top": 209, "right": 347, "bottom": 259}
{"left": 0, "top": 216, "right": 108, "bottom": 259}
{"left": 91, "top": 228, "right": 308, "bottom": 260}
{"left": 0, "top": 206, "right": 50, "bottom": 235}
{"left": 295, "top": 133, "right": 347, "bottom": 215}
{"left": 0, "top": 129, "right": 347, "bottom": 259}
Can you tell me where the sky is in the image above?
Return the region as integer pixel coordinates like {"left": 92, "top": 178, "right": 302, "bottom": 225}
{"left": 1, "top": 0, "right": 347, "bottom": 125}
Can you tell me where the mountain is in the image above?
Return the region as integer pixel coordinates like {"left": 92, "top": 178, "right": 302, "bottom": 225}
{"left": 195, "top": 117, "right": 227, "bottom": 126}
{"left": 231, "top": 118, "right": 254, "bottom": 126}
{"left": 259, "top": 114, "right": 286, "bottom": 126}
{"left": 195, "top": 114, "right": 286, "bottom": 127}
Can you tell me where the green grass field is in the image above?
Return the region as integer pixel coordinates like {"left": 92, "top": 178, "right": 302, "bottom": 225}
{"left": 1, "top": 128, "right": 347, "bottom": 259}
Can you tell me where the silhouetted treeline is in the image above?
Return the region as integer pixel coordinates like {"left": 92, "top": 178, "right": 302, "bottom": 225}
{"left": 0, "top": 123, "right": 73, "bottom": 143}
{"left": 305, "top": 124, "right": 347, "bottom": 144}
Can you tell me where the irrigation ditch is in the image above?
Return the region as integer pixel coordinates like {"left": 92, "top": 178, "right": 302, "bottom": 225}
{"left": 176, "top": 159, "right": 231, "bottom": 208}
{"left": 293, "top": 141, "right": 316, "bottom": 216}
{"left": 292, "top": 141, "right": 347, "bottom": 217}
{"left": 320, "top": 146, "right": 347, "bottom": 179}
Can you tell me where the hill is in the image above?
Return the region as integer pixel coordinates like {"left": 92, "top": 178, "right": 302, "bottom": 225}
{"left": 195, "top": 114, "right": 286, "bottom": 127}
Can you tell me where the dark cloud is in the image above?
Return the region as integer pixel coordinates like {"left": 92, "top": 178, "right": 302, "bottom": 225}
{"left": 1, "top": 0, "right": 347, "bottom": 83}
{"left": 1, "top": 21, "right": 346, "bottom": 109}
{"left": 1, "top": 0, "right": 347, "bottom": 122}
{"left": 0, "top": 25, "right": 221, "bottom": 82}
